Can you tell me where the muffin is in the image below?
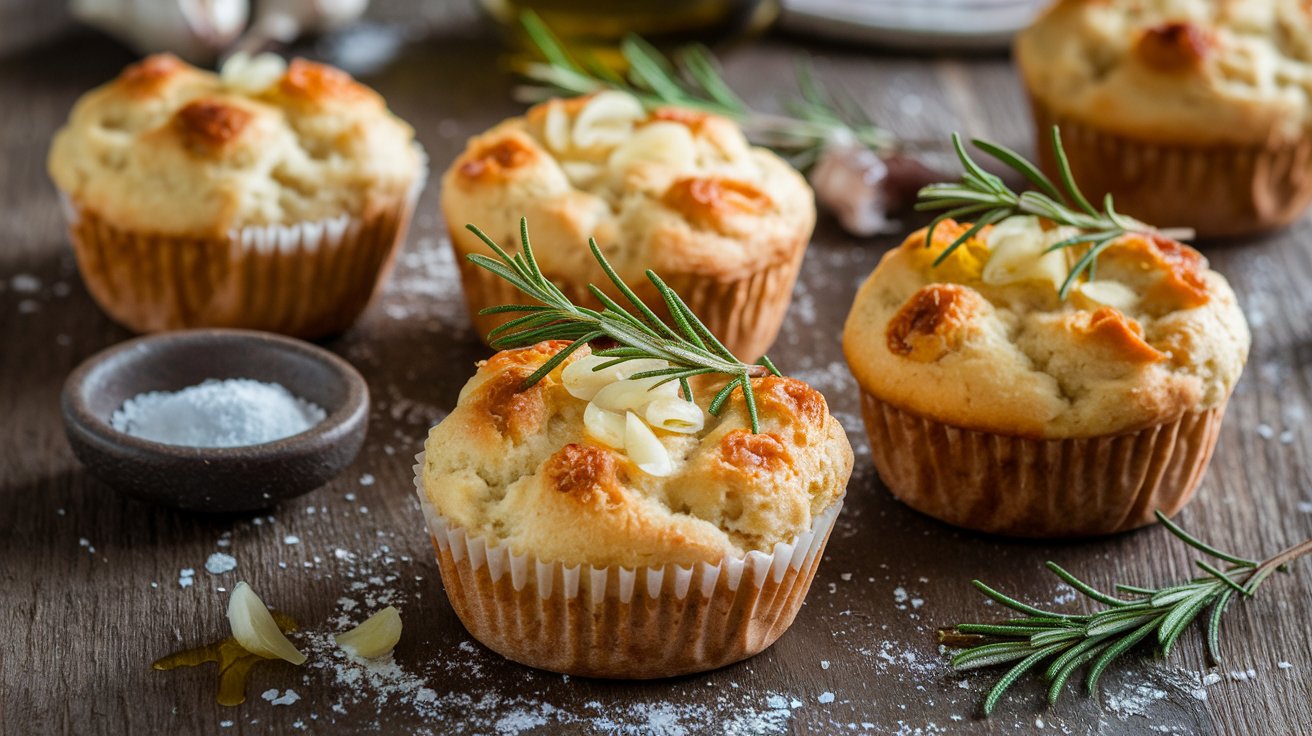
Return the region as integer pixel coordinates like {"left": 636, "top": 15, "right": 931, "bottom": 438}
{"left": 48, "top": 53, "right": 426, "bottom": 338}
{"left": 843, "top": 216, "right": 1249, "bottom": 537}
{"left": 415, "top": 340, "right": 852, "bottom": 678}
{"left": 440, "top": 91, "right": 815, "bottom": 359}
{"left": 1015, "top": 0, "right": 1312, "bottom": 237}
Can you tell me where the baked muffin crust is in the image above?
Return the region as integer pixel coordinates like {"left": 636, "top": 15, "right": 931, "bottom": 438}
{"left": 420, "top": 341, "right": 852, "bottom": 569}
{"left": 441, "top": 92, "right": 815, "bottom": 284}
{"left": 48, "top": 54, "right": 423, "bottom": 237}
{"left": 843, "top": 220, "right": 1250, "bottom": 438}
{"left": 1016, "top": 0, "right": 1312, "bottom": 145}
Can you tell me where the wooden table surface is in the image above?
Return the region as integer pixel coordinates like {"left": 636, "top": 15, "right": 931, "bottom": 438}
{"left": 2, "top": 6, "right": 1310, "bottom": 735}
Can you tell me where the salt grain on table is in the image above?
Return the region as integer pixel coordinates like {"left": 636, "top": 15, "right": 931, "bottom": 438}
{"left": 110, "top": 379, "right": 325, "bottom": 448}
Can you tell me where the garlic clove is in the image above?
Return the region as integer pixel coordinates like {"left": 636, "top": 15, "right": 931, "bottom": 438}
{"left": 562, "top": 356, "right": 668, "bottom": 401}
{"left": 1074, "top": 280, "right": 1140, "bottom": 313}
{"left": 560, "top": 161, "right": 603, "bottom": 188}
{"left": 625, "top": 411, "right": 673, "bottom": 477}
{"left": 572, "top": 91, "right": 645, "bottom": 150}
{"left": 227, "top": 582, "right": 307, "bottom": 665}
{"left": 334, "top": 606, "right": 402, "bottom": 659}
{"left": 982, "top": 216, "right": 1069, "bottom": 292}
{"left": 543, "top": 103, "right": 571, "bottom": 154}
{"left": 583, "top": 402, "right": 626, "bottom": 449}
{"left": 644, "top": 396, "right": 704, "bottom": 434}
{"left": 220, "top": 51, "right": 288, "bottom": 95}
{"left": 608, "top": 122, "right": 697, "bottom": 173}
{"left": 591, "top": 376, "right": 680, "bottom": 414}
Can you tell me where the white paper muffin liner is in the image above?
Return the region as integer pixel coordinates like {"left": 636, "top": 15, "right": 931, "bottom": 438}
{"left": 412, "top": 451, "right": 844, "bottom": 678}
{"left": 58, "top": 145, "right": 427, "bottom": 338}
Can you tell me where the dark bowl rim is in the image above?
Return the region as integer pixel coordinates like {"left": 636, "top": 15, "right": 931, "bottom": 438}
{"left": 61, "top": 328, "right": 369, "bottom": 462}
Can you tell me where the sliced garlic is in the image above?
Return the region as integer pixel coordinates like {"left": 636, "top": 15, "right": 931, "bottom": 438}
{"left": 220, "top": 51, "right": 288, "bottom": 95}
{"left": 981, "top": 216, "right": 1070, "bottom": 292}
{"left": 1075, "top": 280, "right": 1139, "bottom": 312}
{"left": 543, "top": 103, "right": 570, "bottom": 153}
{"left": 591, "top": 376, "right": 680, "bottom": 414}
{"left": 560, "top": 161, "right": 603, "bottom": 187}
{"left": 572, "top": 91, "right": 645, "bottom": 150}
{"left": 644, "top": 396, "right": 704, "bottom": 434}
{"left": 625, "top": 411, "right": 673, "bottom": 477}
{"left": 608, "top": 122, "right": 697, "bottom": 173}
{"left": 335, "top": 606, "right": 402, "bottom": 659}
{"left": 227, "top": 582, "right": 306, "bottom": 665}
{"left": 583, "top": 402, "right": 626, "bottom": 449}
{"left": 562, "top": 355, "right": 668, "bottom": 401}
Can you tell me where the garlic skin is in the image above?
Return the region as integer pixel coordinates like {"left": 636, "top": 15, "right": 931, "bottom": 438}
{"left": 625, "top": 412, "right": 673, "bottom": 477}
{"left": 982, "top": 216, "right": 1073, "bottom": 292}
{"left": 227, "top": 582, "right": 307, "bottom": 665}
{"left": 335, "top": 606, "right": 402, "bottom": 659}
{"left": 71, "top": 0, "right": 249, "bottom": 63}
{"left": 220, "top": 52, "right": 287, "bottom": 95}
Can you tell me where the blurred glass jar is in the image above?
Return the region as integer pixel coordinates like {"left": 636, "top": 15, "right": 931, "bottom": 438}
{"left": 482, "top": 0, "right": 779, "bottom": 53}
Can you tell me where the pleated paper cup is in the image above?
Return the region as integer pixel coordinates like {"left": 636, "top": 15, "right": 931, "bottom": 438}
{"left": 59, "top": 156, "right": 426, "bottom": 340}
{"left": 859, "top": 390, "right": 1227, "bottom": 538}
{"left": 1030, "top": 98, "right": 1312, "bottom": 238}
{"left": 453, "top": 241, "right": 805, "bottom": 361}
{"left": 414, "top": 453, "right": 842, "bottom": 679}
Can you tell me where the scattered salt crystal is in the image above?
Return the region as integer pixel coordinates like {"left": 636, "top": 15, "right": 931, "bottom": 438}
{"left": 345, "top": 493, "right": 357, "bottom": 502}
{"left": 1280, "top": 430, "right": 1295, "bottom": 444}
{"left": 263, "top": 688, "right": 301, "bottom": 706}
{"left": 110, "top": 379, "right": 325, "bottom": 448}
{"left": 56, "top": 508, "right": 65, "bottom": 516}
{"left": 284, "top": 535, "right": 301, "bottom": 545}
{"left": 893, "top": 587, "right": 908, "bottom": 603}
{"left": 219, "top": 720, "right": 233, "bottom": 728}
{"left": 179, "top": 568, "right": 195, "bottom": 588}
{"left": 1256, "top": 423, "right": 1275, "bottom": 440}
{"left": 1278, "top": 661, "right": 1293, "bottom": 669}
{"left": 820, "top": 660, "right": 830, "bottom": 670}
{"left": 818, "top": 692, "right": 835, "bottom": 704}
{"left": 10, "top": 274, "right": 40, "bottom": 292}
{"left": 1202, "top": 673, "right": 1222, "bottom": 686}
{"left": 205, "top": 553, "right": 237, "bottom": 575}
{"left": 840, "top": 573, "right": 852, "bottom": 581}
{"left": 1297, "top": 501, "right": 1312, "bottom": 513}
{"left": 359, "top": 474, "right": 375, "bottom": 486}
{"left": 18, "top": 299, "right": 39, "bottom": 313}
{"left": 334, "top": 549, "right": 355, "bottom": 561}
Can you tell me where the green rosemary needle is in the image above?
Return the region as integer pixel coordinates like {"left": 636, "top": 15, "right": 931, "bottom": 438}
{"left": 915, "top": 127, "right": 1178, "bottom": 300}
{"left": 464, "top": 219, "right": 780, "bottom": 433}
{"left": 514, "top": 11, "right": 895, "bottom": 171}
{"left": 940, "top": 512, "right": 1312, "bottom": 716}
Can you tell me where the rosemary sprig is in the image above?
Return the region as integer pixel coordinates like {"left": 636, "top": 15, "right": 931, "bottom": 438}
{"left": 915, "top": 127, "right": 1163, "bottom": 300}
{"left": 465, "top": 218, "right": 780, "bottom": 433}
{"left": 514, "top": 11, "right": 896, "bottom": 171}
{"left": 940, "top": 511, "right": 1312, "bottom": 716}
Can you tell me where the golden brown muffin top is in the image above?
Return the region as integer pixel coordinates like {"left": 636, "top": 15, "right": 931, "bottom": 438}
{"left": 439, "top": 91, "right": 815, "bottom": 284}
{"left": 843, "top": 217, "right": 1250, "bottom": 438}
{"left": 420, "top": 341, "right": 853, "bottom": 568}
{"left": 48, "top": 53, "right": 424, "bottom": 237}
{"left": 1016, "top": 0, "right": 1312, "bottom": 145}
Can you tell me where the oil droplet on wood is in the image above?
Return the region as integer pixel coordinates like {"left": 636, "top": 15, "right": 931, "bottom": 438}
{"left": 152, "top": 611, "right": 298, "bottom": 706}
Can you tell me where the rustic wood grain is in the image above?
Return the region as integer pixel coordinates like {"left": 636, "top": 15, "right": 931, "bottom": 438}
{"left": 1, "top": 7, "right": 1309, "bottom": 736}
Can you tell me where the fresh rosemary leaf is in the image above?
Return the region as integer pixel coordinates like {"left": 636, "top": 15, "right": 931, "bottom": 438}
{"left": 465, "top": 219, "right": 777, "bottom": 433}
{"left": 940, "top": 513, "right": 1312, "bottom": 716}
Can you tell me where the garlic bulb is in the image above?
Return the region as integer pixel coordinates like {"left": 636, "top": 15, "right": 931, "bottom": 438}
{"left": 809, "top": 144, "right": 942, "bottom": 237}
{"left": 644, "top": 396, "right": 704, "bottom": 434}
{"left": 583, "top": 402, "right": 627, "bottom": 450}
{"left": 220, "top": 51, "right": 287, "bottom": 94}
{"left": 562, "top": 355, "right": 667, "bottom": 401}
{"left": 625, "top": 412, "right": 673, "bottom": 477}
{"left": 982, "top": 216, "right": 1071, "bottom": 292}
{"left": 335, "top": 606, "right": 402, "bottom": 659}
{"left": 71, "top": 0, "right": 249, "bottom": 63}
{"left": 227, "top": 582, "right": 306, "bottom": 665}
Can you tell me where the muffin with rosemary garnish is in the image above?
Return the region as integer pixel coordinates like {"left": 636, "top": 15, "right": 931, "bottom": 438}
{"left": 1016, "top": 0, "right": 1312, "bottom": 237}
{"left": 414, "top": 224, "right": 852, "bottom": 678}
{"left": 47, "top": 53, "right": 426, "bottom": 338}
{"left": 842, "top": 134, "right": 1250, "bottom": 538}
{"left": 440, "top": 90, "right": 815, "bottom": 359}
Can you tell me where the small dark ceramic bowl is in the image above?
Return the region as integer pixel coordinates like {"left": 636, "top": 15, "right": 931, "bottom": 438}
{"left": 62, "top": 329, "right": 369, "bottom": 513}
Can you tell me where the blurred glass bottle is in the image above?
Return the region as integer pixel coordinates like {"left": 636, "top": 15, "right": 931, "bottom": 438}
{"left": 481, "top": 0, "right": 779, "bottom": 55}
